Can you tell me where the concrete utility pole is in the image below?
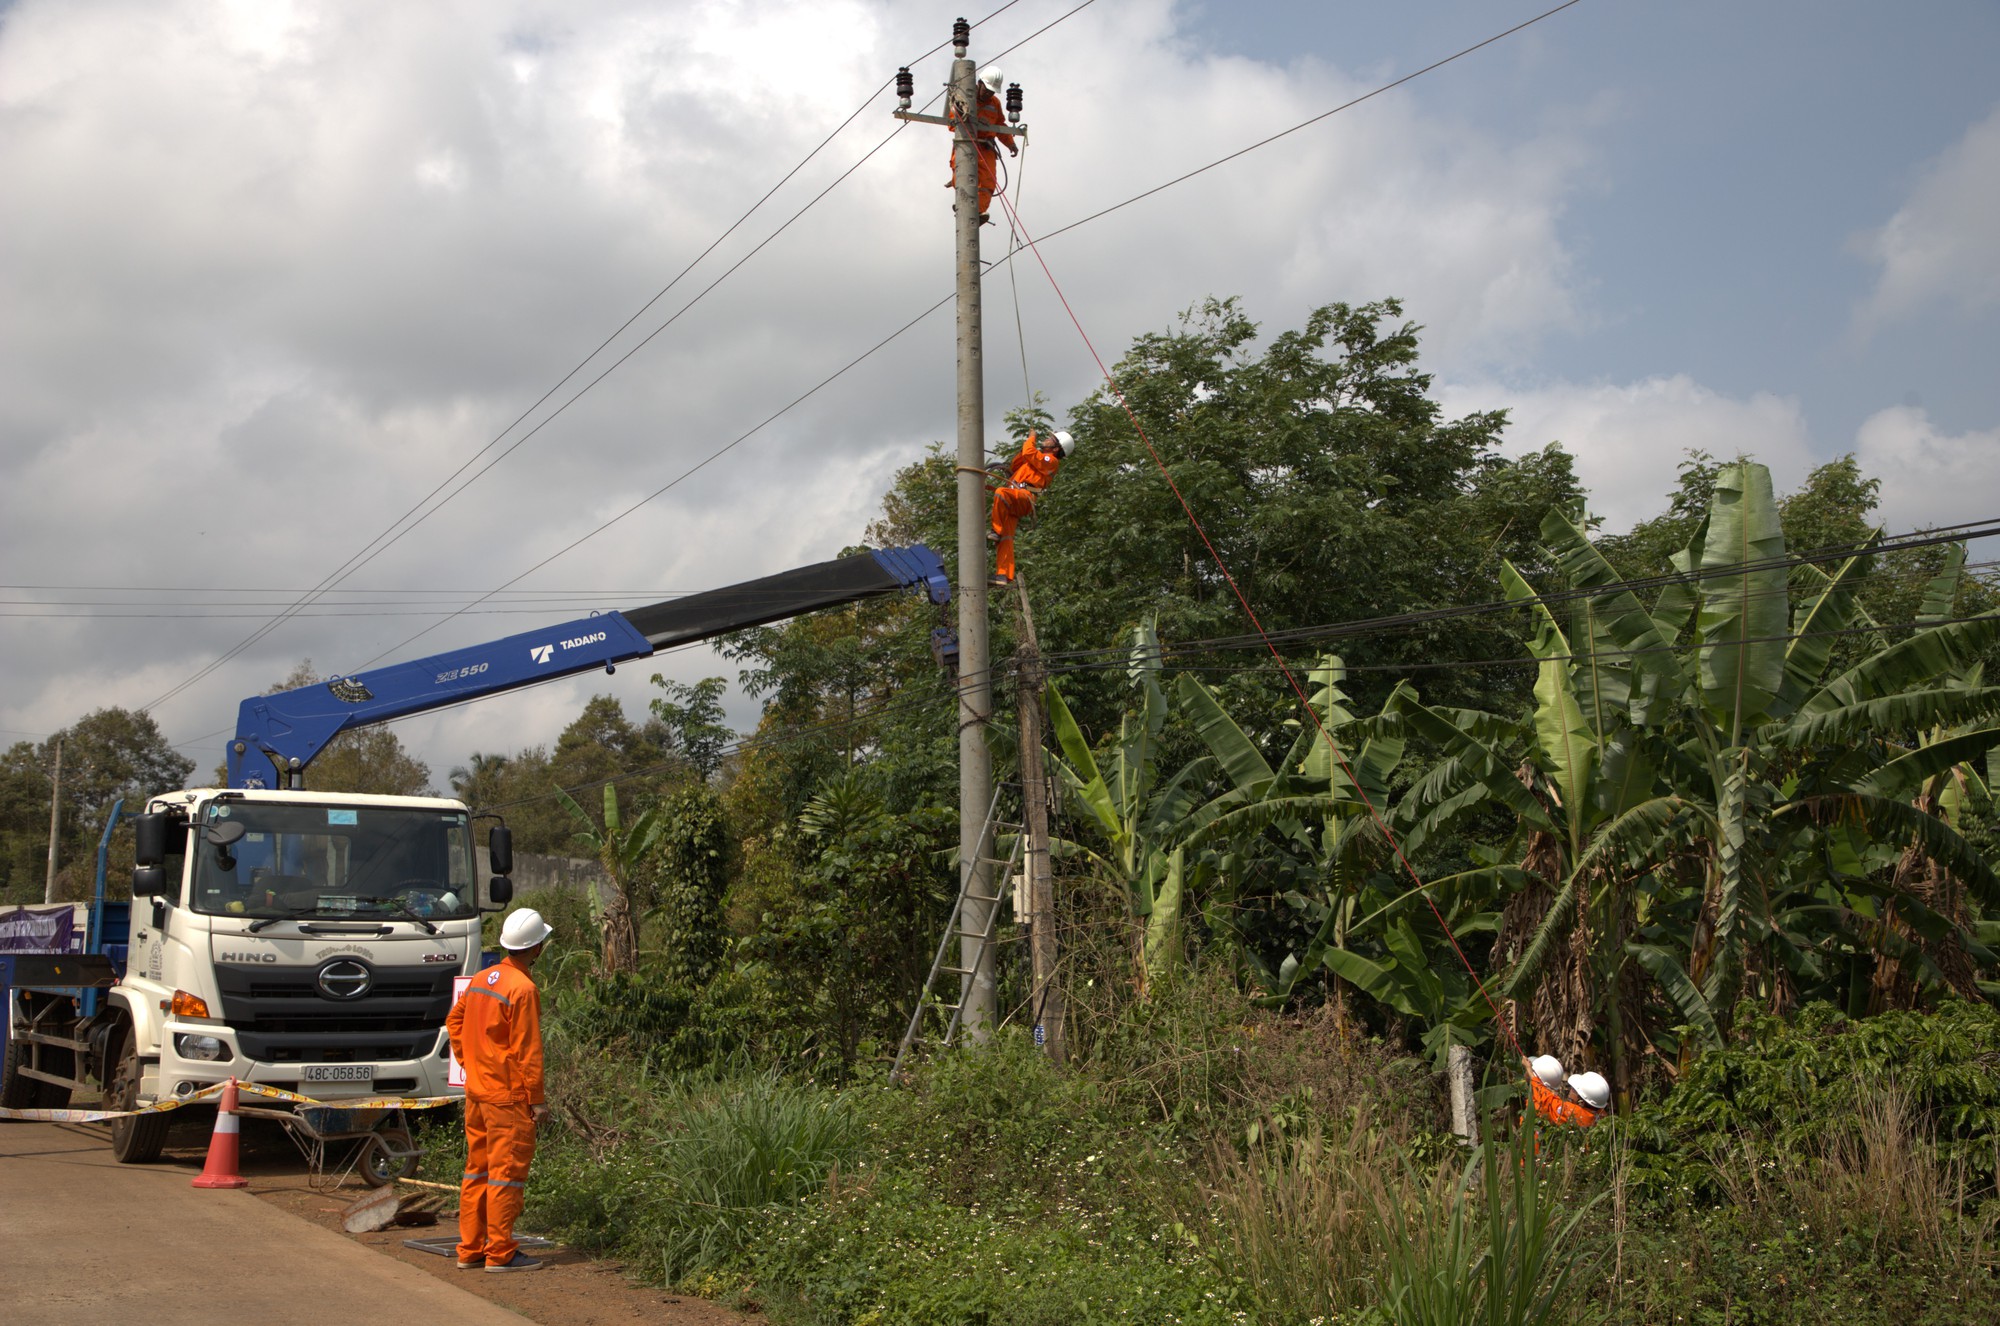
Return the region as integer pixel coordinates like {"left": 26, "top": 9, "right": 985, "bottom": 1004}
{"left": 44, "top": 737, "right": 63, "bottom": 904}
{"left": 946, "top": 39, "right": 998, "bottom": 1041}
{"left": 1014, "top": 577, "right": 1065, "bottom": 1063}
{"left": 895, "top": 21, "right": 1029, "bottom": 1043}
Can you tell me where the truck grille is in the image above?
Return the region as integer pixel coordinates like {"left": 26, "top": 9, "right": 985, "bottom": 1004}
{"left": 214, "top": 964, "right": 455, "bottom": 1063}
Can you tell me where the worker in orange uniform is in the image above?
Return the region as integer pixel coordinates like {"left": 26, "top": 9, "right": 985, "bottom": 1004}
{"left": 945, "top": 66, "right": 1016, "bottom": 221}
{"left": 447, "top": 908, "right": 552, "bottom": 1272}
{"left": 1524, "top": 1054, "right": 1606, "bottom": 1128}
{"left": 988, "top": 428, "right": 1073, "bottom": 586}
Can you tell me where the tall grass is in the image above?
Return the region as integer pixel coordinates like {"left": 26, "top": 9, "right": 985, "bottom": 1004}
{"left": 639, "top": 1073, "right": 864, "bottom": 1278}
{"left": 1195, "top": 1116, "right": 1599, "bottom": 1326}
{"left": 524, "top": 1070, "right": 864, "bottom": 1284}
{"left": 1195, "top": 1109, "right": 1394, "bottom": 1321}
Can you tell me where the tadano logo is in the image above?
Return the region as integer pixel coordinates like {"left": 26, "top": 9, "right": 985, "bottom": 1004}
{"left": 530, "top": 644, "right": 554, "bottom": 664}
{"left": 560, "top": 632, "right": 608, "bottom": 651}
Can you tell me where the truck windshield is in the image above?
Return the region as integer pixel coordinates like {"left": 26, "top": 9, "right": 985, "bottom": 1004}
{"left": 191, "top": 802, "right": 479, "bottom": 922}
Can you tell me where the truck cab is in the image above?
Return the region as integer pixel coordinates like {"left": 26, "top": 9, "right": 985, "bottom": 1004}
{"left": 123, "top": 789, "right": 488, "bottom": 1116}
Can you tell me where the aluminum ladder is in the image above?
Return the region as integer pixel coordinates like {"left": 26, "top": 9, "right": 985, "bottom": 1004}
{"left": 890, "top": 789, "right": 1022, "bottom": 1082}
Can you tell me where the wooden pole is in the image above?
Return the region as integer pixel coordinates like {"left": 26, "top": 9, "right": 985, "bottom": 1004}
{"left": 1014, "top": 575, "right": 1064, "bottom": 1063}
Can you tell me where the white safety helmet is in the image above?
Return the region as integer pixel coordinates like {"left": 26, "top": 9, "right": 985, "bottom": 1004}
{"left": 499, "top": 907, "right": 552, "bottom": 951}
{"left": 1529, "top": 1054, "right": 1565, "bottom": 1088}
{"left": 1569, "top": 1070, "right": 1611, "bottom": 1111}
{"left": 1041, "top": 429, "right": 1073, "bottom": 457}
{"left": 980, "top": 66, "right": 1005, "bottom": 93}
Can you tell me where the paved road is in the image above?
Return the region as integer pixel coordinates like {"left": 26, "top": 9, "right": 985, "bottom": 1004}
{"left": 1, "top": 1119, "right": 528, "bottom": 1325}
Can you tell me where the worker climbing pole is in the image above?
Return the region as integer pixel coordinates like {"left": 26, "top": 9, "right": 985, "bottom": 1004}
{"left": 987, "top": 428, "right": 1071, "bottom": 587}
{"left": 892, "top": 20, "right": 1031, "bottom": 1040}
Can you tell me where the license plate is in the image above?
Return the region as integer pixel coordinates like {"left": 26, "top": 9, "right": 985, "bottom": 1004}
{"left": 302, "top": 1064, "right": 373, "bottom": 1083}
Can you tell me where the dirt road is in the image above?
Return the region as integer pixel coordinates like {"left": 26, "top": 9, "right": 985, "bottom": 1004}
{"left": 1, "top": 1111, "right": 749, "bottom": 1326}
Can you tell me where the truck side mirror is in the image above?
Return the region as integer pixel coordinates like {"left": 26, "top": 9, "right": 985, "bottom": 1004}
{"left": 488, "top": 824, "right": 514, "bottom": 878}
{"left": 489, "top": 876, "right": 514, "bottom": 906}
{"left": 132, "top": 864, "right": 168, "bottom": 897}
{"left": 134, "top": 813, "right": 168, "bottom": 867}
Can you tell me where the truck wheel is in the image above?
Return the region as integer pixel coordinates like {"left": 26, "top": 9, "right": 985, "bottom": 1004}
{"left": 107, "top": 1035, "right": 168, "bottom": 1164}
{"left": 2, "top": 995, "right": 73, "bottom": 1110}
{"left": 0, "top": 1029, "right": 37, "bottom": 1111}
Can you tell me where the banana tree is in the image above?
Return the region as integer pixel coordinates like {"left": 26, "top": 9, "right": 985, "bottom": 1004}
{"left": 1499, "top": 463, "right": 2000, "bottom": 1075}
{"left": 1045, "top": 621, "right": 1221, "bottom": 995}
{"left": 557, "top": 783, "right": 667, "bottom": 974}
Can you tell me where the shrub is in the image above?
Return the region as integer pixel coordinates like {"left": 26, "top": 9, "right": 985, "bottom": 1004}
{"left": 1616, "top": 999, "right": 2000, "bottom": 1204}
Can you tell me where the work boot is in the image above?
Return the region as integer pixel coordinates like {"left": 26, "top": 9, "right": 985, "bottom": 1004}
{"left": 487, "top": 1252, "right": 544, "bottom": 1273}
{"left": 989, "top": 574, "right": 1011, "bottom": 588}
{"left": 985, "top": 528, "right": 999, "bottom": 543}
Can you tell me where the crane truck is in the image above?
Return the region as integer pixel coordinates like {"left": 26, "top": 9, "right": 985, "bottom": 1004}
{"left": 0, "top": 546, "right": 950, "bottom": 1160}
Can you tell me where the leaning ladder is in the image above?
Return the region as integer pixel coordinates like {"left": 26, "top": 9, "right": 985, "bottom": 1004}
{"left": 890, "top": 789, "right": 1022, "bottom": 1082}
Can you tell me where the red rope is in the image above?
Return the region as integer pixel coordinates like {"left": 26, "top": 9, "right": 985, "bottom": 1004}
{"left": 994, "top": 192, "right": 1524, "bottom": 1060}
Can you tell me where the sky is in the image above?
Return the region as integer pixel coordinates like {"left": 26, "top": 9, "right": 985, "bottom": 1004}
{"left": 2, "top": 0, "right": 1995, "bottom": 788}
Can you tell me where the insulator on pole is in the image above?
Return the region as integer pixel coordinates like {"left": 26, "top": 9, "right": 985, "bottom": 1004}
{"left": 1005, "top": 82, "right": 1023, "bottom": 124}
{"left": 896, "top": 66, "right": 914, "bottom": 110}
{"left": 952, "top": 17, "right": 970, "bottom": 57}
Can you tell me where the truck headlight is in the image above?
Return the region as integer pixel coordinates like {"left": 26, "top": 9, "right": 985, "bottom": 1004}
{"left": 174, "top": 1033, "right": 232, "bottom": 1063}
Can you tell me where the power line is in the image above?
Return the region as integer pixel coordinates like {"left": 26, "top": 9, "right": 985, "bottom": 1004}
{"left": 135, "top": 2, "right": 1037, "bottom": 718}
{"left": 1042, "top": 611, "right": 2000, "bottom": 684}
{"left": 317, "top": 0, "right": 1613, "bottom": 690}
{"left": 1035, "top": 521, "right": 2000, "bottom": 666}
{"left": 16, "top": 545, "right": 1985, "bottom": 622}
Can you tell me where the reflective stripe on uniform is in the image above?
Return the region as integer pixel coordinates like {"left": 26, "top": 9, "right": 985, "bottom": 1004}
{"left": 487, "top": 1178, "right": 525, "bottom": 1189}
{"left": 467, "top": 986, "right": 513, "bottom": 1005}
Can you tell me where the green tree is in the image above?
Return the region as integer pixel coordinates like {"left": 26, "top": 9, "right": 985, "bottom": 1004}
{"left": 649, "top": 676, "right": 734, "bottom": 782}
{"left": 650, "top": 784, "right": 734, "bottom": 986}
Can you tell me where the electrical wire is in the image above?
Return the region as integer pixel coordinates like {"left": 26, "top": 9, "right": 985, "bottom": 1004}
{"left": 133, "top": 1, "right": 1038, "bottom": 718}
{"left": 1040, "top": 610, "right": 2000, "bottom": 684}
{"left": 146, "top": 0, "right": 1560, "bottom": 719}
{"left": 1035, "top": 526, "right": 2000, "bottom": 666}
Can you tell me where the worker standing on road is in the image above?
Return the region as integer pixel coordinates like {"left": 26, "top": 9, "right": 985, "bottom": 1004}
{"left": 946, "top": 66, "right": 1016, "bottom": 221}
{"left": 988, "top": 428, "right": 1072, "bottom": 586}
{"left": 447, "top": 908, "right": 552, "bottom": 1273}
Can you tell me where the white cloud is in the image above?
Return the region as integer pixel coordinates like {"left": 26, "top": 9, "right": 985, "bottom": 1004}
{"left": 1443, "top": 375, "right": 1814, "bottom": 532}
{"left": 0, "top": 0, "right": 1595, "bottom": 776}
{"left": 1854, "top": 404, "right": 2000, "bottom": 530}
{"left": 1855, "top": 102, "right": 2000, "bottom": 330}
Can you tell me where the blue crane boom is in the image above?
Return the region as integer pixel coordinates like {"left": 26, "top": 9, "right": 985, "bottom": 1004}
{"left": 226, "top": 545, "right": 951, "bottom": 789}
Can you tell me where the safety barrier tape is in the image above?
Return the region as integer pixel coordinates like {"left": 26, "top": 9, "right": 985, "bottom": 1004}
{"left": 0, "top": 1079, "right": 459, "bottom": 1124}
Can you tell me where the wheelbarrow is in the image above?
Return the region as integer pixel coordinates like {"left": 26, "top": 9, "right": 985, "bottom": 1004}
{"left": 239, "top": 1099, "right": 422, "bottom": 1191}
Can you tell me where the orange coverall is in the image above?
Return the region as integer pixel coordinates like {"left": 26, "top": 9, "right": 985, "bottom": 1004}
{"left": 944, "top": 84, "right": 1013, "bottom": 216}
{"left": 1528, "top": 1074, "right": 1601, "bottom": 1129}
{"left": 446, "top": 955, "right": 546, "bottom": 1266}
{"left": 990, "top": 433, "right": 1062, "bottom": 583}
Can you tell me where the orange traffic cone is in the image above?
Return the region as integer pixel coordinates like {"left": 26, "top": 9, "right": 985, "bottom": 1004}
{"left": 191, "top": 1077, "right": 249, "bottom": 1189}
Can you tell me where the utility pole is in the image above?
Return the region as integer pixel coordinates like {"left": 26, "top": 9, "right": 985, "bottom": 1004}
{"left": 1014, "top": 576, "right": 1065, "bottom": 1063}
{"left": 894, "top": 21, "right": 1029, "bottom": 1043}
{"left": 44, "top": 736, "right": 63, "bottom": 904}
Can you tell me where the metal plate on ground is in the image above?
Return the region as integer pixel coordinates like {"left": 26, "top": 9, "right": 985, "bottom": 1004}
{"left": 403, "top": 1235, "right": 555, "bottom": 1256}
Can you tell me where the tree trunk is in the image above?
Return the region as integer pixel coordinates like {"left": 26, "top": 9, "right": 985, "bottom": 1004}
{"left": 599, "top": 881, "right": 639, "bottom": 974}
